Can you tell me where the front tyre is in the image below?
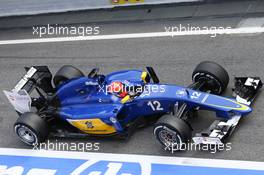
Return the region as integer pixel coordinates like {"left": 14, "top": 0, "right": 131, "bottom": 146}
{"left": 192, "top": 61, "right": 229, "bottom": 94}
{"left": 14, "top": 112, "right": 48, "bottom": 146}
{"left": 154, "top": 115, "right": 192, "bottom": 151}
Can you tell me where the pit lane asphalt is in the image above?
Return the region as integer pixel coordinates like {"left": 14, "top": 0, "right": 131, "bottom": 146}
{"left": 0, "top": 15, "right": 264, "bottom": 161}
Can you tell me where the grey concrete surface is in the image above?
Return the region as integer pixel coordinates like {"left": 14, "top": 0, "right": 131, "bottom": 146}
{"left": 248, "top": 0, "right": 264, "bottom": 13}
{"left": 194, "top": 1, "right": 256, "bottom": 16}
{"left": 0, "top": 15, "right": 264, "bottom": 161}
{"left": 0, "top": 0, "right": 200, "bottom": 17}
{"left": 1, "top": 0, "right": 264, "bottom": 30}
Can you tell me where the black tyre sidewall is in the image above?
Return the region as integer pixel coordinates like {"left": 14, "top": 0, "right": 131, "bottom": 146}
{"left": 53, "top": 65, "right": 84, "bottom": 87}
{"left": 14, "top": 112, "right": 48, "bottom": 146}
{"left": 154, "top": 115, "right": 192, "bottom": 150}
{"left": 192, "top": 61, "right": 229, "bottom": 94}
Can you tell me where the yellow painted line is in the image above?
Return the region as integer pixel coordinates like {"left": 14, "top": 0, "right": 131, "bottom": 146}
{"left": 111, "top": 0, "right": 144, "bottom": 5}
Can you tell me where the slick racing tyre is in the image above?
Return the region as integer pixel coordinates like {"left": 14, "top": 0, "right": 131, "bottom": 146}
{"left": 154, "top": 115, "right": 192, "bottom": 151}
{"left": 53, "top": 65, "right": 84, "bottom": 87}
{"left": 14, "top": 112, "right": 48, "bottom": 146}
{"left": 192, "top": 61, "right": 229, "bottom": 94}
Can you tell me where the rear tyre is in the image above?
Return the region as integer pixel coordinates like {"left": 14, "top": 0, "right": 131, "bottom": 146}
{"left": 14, "top": 112, "right": 48, "bottom": 146}
{"left": 154, "top": 115, "right": 192, "bottom": 151}
{"left": 53, "top": 65, "right": 84, "bottom": 87}
{"left": 192, "top": 61, "right": 229, "bottom": 94}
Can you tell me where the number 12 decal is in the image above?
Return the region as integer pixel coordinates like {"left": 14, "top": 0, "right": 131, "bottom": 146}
{"left": 147, "top": 101, "right": 164, "bottom": 111}
{"left": 191, "top": 92, "right": 201, "bottom": 99}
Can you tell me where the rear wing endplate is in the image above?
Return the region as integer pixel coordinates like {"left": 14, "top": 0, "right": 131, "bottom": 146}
{"left": 3, "top": 66, "right": 53, "bottom": 114}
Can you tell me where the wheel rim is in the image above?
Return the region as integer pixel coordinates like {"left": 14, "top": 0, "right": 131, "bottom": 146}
{"left": 158, "top": 127, "right": 182, "bottom": 148}
{"left": 193, "top": 72, "right": 222, "bottom": 94}
{"left": 15, "top": 125, "right": 37, "bottom": 145}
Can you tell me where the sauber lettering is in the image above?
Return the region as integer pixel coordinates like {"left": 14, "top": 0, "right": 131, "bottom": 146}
{"left": 0, "top": 166, "right": 56, "bottom": 175}
{"left": 0, "top": 160, "right": 144, "bottom": 175}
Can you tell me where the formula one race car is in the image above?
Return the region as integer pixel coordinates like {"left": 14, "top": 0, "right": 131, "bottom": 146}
{"left": 3, "top": 61, "right": 262, "bottom": 150}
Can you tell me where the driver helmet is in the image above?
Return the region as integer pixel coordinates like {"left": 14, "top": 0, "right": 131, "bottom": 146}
{"left": 108, "top": 81, "right": 128, "bottom": 98}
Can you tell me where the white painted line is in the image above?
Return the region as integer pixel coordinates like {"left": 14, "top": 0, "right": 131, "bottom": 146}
{"left": 0, "top": 27, "right": 263, "bottom": 45}
{"left": 1, "top": 148, "right": 264, "bottom": 171}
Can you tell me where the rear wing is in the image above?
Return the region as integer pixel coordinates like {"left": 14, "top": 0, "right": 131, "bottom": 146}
{"left": 3, "top": 66, "right": 53, "bottom": 114}
{"left": 14, "top": 66, "right": 53, "bottom": 93}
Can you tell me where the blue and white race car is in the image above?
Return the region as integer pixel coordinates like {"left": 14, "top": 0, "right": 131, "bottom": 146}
{"left": 3, "top": 61, "right": 262, "bottom": 150}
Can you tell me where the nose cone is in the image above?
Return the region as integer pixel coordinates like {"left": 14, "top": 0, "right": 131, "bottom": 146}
{"left": 235, "top": 102, "right": 252, "bottom": 115}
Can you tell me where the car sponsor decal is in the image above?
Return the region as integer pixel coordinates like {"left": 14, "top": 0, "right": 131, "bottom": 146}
{"left": 66, "top": 119, "right": 116, "bottom": 134}
{"left": 175, "top": 89, "right": 187, "bottom": 97}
